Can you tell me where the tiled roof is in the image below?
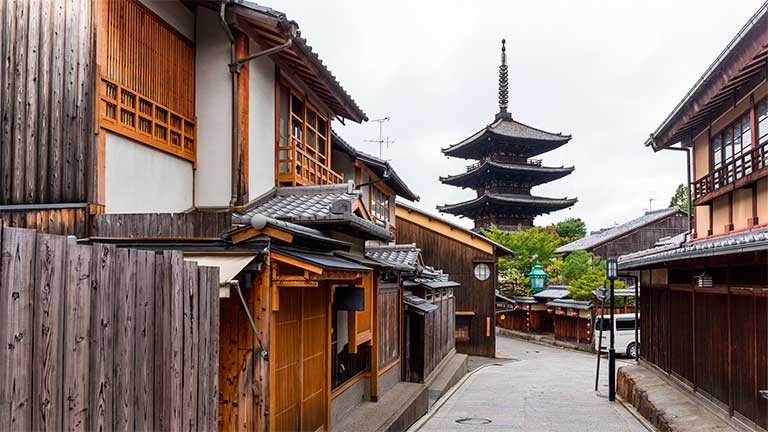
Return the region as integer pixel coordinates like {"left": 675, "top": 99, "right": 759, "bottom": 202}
{"left": 331, "top": 131, "right": 419, "bottom": 201}
{"left": 365, "top": 243, "right": 421, "bottom": 269}
{"left": 619, "top": 227, "right": 768, "bottom": 269}
{"left": 237, "top": 184, "right": 392, "bottom": 240}
{"left": 533, "top": 287, "right": 571, "bottom": 300}
{"left": 440, "top": 159, "right": 574, "bottom": 187}
{"left": 438, "top": 193, "right": 576, "bottom": 213}
{"left": 547, "top": 299, "right": 593, "bottom": 310}
{"left": 555, "top": 207, "right": 685, "bottom": 254}
{"left": 442, "top": 115, "right": 571, "bottom": 158}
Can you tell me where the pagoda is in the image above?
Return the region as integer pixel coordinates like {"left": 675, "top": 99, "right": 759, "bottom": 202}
{"left": 438, "top": 40, "right": 577, "bottom": 231}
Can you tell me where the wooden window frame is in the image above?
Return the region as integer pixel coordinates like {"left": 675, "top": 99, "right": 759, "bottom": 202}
{"left": 276, "top": 79, "right": 342, "bottom": 186}
{"left": 370, "top": 185, "right": 391, "bottom": 224}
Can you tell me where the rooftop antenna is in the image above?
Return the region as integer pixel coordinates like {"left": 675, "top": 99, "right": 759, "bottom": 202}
{"left": 648, "top": 198, "right": 655, "bottom": 211}
{"left": 364, "top": 116, "right": 395, "bottom": 159}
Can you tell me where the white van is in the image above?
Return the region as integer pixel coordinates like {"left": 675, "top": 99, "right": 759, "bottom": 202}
{"left": 593, "top": 313, "right": 640, "bottom": 358}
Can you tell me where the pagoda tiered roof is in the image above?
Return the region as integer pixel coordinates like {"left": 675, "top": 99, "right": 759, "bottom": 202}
{"left": 437, "top": 193, "right": 577, "bottom": 217}
{"left": 439, "top": 159, "right": 574, "bottom": 188}
{"left": 442, "top": 113, "right": 571, "bottom": 160}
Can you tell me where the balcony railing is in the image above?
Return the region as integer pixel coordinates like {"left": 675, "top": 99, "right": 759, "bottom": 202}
{"left": 693, "top": 141, "right": 768, "bottom": 201}
{"left": 278, "top": 137, "right": 344, "bottom": 186}
{"left": 466, "top": 157, "right": 543, "bottom": 172}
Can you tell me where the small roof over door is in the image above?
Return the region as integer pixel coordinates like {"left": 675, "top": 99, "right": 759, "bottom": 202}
{"left": 184, "top": 252, "right": 259, "bottom": 298}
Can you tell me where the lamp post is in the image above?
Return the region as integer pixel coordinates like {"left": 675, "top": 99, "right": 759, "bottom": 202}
{"left": 606, "top": 258, "right": 618, "bottom": 402}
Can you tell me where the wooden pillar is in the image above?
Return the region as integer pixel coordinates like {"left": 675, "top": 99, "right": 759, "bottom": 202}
{"left": 234, "top": 32, "right": 249, "bottom": 208}
{"left": 727, "top": 264, "right": 734, "bottom": 416}
{"left": 692, "top": 270, "right": 697, "bottom": 392}
{"left": 370, "top": 272, "right": 379, "bottom": 401}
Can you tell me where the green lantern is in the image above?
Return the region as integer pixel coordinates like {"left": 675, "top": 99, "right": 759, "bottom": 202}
{"left": 527, "top": 262, "right": 547, "bottom": 293}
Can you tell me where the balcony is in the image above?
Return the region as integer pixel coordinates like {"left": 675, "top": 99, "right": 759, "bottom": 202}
{"left": 278, "top": 137, "right": 344, "bottom": 186}
{"left": 693, "top": 141, "right": 768, "bottom": 203}
{"left": 466, "top": 157, "right": 543, "bottom": 172}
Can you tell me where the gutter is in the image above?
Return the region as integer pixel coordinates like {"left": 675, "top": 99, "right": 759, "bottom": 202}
{"left": 219, "top": 1, "right": 295, "bottom": 209}
{"left": 645, "top": 2, "right": 768, "bottom": 149}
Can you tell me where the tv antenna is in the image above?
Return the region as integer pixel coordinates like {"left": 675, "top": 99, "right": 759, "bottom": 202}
{"left": 364, "top": 116, "right": 395, "bottom": 158}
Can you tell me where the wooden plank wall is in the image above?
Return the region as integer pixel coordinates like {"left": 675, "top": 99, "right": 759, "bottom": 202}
{"left": 397, "top": 218, "right": 497, "bottom": 357}
{"left": 0, "top": 227, "right": 219, "bottom": 432}
{"left": 90, "top": 212, "right": 233, "bottom": 239}
{"left": 591, "top": 212, "right": 688, "bottom": 259}
{"left": 421, "top": 294, "right": 455, "bottom": 380}
{"left": 0, "top": 0, "right": 94, "bottom": 205}
{"left": 0, "top": 207, "right": 88, "bottom": 238}
{"left": 641, "top": 263, "right": 768, "bottom": 430}
{"left": 377, "top": 282, "right": 400, "bottom": 369}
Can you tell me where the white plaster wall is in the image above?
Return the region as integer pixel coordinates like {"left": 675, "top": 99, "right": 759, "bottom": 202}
{"left": 195, "top": 7, "right": 232, "bottom": 207}
{"left": 138, "top": 0, "right": 195, "bottom": 41}
{"left": 248, "top": 44, "right": 276, "bottom": 199}
{"left": 104, "top": 132, "right": 193, "bottom": 213}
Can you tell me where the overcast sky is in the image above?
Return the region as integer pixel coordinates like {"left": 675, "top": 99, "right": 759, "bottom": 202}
{"left": 280, "top": 0, "right": 761, "bottom": 232}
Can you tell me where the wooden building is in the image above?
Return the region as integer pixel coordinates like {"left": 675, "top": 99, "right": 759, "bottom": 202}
{"left": 395, "top": 202, "right": 513, "bottom": 357}
{"left": 438, "top": 40, "right": 576, "bottom": 231}
{"left": 0, "top": 1, "right": 436, "bottom": 431}
{"left": 547, "top": 299, "right": 593, "bottom": 347}
{"left": 556, "top": 208, "right": 688, "bottom": 259}
{"left": 621, "top": 3, "right": 768, "bottom": 429}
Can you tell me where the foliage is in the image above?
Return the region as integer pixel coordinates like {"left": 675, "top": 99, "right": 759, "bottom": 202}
{"left": 568, "top": 255, "right": 626, "bottom": 301}
{"left": 483, "top": 226, "right": 562, "bottom": 278}
{"left": 669, "top": 183, "right": 691, "bottom": 213}
{"left": 498, "top": 269, "right": 532, "bottom": 297}
{"left": 556, "top": 217, "right": 587, "bottom": 239}
{"left": 562, "top": 250, "right": 592, "bottom": 284}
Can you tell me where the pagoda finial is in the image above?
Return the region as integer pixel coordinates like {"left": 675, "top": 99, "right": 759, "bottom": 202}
{"left": 498, "top": 38, "right": 509, "bottom": 115}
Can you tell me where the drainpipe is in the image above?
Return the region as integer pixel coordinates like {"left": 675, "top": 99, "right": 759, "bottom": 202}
{"left": 219, "top": 2, "right": 294, "bottom": 209}
{"left": 652, "top": 137, "right": 692, "bottom": 235}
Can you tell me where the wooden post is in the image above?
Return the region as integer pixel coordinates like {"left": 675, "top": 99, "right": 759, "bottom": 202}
{"left": 692, "top": 270, "right": 697, "bottom": 391}
{"left": 727, "top": 264, "right": 734, "bottom": 417}
{"left": 371, "top": 272, "right": 379, "bottom": 402}
{"left": 235, "top": 32, "right": 249, "bottom": 208}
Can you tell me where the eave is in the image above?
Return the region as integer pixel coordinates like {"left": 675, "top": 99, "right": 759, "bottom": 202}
{"left": 227, "top": 1, "right": 367, "bottom": 123}
{"left": 646, "top": 3, "right": 768, "bottom": 150}
{"left": 437, "top": 194, "right": 577, "bottom": 216}
{"left": 440, "top": 160, "right": 574, "bottom": 188}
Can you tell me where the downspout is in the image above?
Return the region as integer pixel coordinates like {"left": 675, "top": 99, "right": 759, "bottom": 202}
{"left": 653, "top": 139, "right": 692, "bottom": 235}
{"left": 219, "top": 2, "right": 293, "bottom": 209}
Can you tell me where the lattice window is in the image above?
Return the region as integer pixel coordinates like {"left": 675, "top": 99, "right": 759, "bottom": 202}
{"left": 277, "top": 81, "right": 342, "bottom": 186}
{"left": 98, "top": 0, "right": 196, "bottom": 162}
{"left": 371, "top": 186, "right": 391, "bottom": 223}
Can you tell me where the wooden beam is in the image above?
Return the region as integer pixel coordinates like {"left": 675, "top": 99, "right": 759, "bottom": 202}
{"left": 235, "top": 32, "right": 249, "bottom": 207}
{"left": 230, "top": 226, "right": 294, "bottom": 244}
{"left": 271, "top": 252, "right": 323, "bottom": 275}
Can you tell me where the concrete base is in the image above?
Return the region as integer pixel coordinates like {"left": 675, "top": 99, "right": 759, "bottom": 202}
{"left": 617, "top": 364, "right": 737, "bottom": 431}
{"left": 424, "top": 351, "right": 468, "bottom": 406}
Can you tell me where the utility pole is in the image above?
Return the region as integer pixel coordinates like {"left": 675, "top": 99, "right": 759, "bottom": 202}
{"left": 364, "top": 116, "right": 395, "bottom": 158}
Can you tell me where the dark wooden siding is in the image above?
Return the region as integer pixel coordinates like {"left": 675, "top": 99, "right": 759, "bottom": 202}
{"left": 641, "top": 257, "right": 768, "bottom": 429}
{"left": 90, "top": 212, "right": 233, "bottom": 239}
{"left": 422, "top": 295, "right": 455, "bottom": 381}
{"left": 0, "top": 206, "right": 88, "bottom": 237}
{"left": 591, "top": 212, "right": 688, "bottom": 259}
{"left": 396, "top": 217, "right": 497, "bottom": 357}
{"left": 378, "top": 281, "right": 400, "bottom": 369}
{"left": 0, "top": 0, "right": 95, "bottom": 206}
{"left": 553, "top": 316, "right": 591, "bottom": 344}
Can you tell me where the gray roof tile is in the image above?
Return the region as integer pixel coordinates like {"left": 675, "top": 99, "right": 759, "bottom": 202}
{"left": 366, "top": 243, "right": 421, "bottom": 268}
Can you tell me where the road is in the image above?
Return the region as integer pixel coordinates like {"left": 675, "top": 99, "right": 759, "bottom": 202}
{"left": 413, "top": 335, "right": 648, "bottom": 432}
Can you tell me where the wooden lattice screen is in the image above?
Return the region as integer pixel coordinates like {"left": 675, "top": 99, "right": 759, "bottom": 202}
{"left": 97, "top": 0, "right": 196, "bottom": 162}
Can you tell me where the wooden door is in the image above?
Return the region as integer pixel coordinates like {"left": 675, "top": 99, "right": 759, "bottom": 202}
{"left": 272, "top": 286, "right": 328, "bottom": 432}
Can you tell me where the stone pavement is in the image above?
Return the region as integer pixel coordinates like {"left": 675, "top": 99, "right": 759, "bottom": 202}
{"left": 411, "top": 335, "right": 648, "bottom": 432}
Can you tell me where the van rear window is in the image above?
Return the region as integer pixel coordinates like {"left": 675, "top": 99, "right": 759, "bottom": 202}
{"left": 616, "top": 319, "right": 638, "bottom": 331}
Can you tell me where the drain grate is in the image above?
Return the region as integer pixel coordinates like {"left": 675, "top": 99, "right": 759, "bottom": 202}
{"left": 455, "top": 417, "right": 492, "bottom": 425}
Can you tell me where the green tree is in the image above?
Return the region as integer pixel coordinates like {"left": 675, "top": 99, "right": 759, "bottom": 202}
{"left": 669, "top": 183, "right": 691, "bottom": 213}
{"left": 483, "top": 226, "right": 562, "bottom": 277}
{"left": 556, "top": 217, "right": 587, "bottom": 239}
{"left": 562, "top": 250, "right": 593, "bottom": 284}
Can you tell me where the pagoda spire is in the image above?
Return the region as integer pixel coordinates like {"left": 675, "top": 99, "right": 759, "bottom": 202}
{"left": 498, "top": 39, "right": 509, "bottom": 116}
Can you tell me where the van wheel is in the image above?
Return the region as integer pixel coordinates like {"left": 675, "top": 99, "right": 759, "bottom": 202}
{"left": 626, "top": 342, "right": 638, "bottom": 358}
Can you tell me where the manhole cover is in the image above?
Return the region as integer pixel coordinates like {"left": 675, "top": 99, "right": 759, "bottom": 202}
{"left": 455, "top": 418, "right": 492, "bottom": 425}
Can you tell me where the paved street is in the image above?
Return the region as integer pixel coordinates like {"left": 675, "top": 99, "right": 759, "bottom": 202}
{"left": 413, "top": 335, "right": 647, "bottom": 432}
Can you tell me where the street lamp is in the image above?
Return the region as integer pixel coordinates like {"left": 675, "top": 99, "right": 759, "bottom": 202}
{"left": 606, "top": 258, "right": 618, "bottom": 402}
{"left": 527, "top": 262, "right": 547, "bottom": 294}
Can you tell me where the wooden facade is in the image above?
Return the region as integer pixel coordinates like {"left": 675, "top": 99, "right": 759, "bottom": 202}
{"left": 396, "top": 204, "right": 505, "bottom": 357}
{"left": 590, "top": 213, "right": 688, "bottom": 259}
{"left": 402, "top": 288, "right": 455, "bottom": 383}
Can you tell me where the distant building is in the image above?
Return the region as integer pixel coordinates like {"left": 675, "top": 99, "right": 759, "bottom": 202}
{"left": 555, "top": 208, "right": 688, "bottom": 259}
{"left": 437, "top": 40, "right": 576, "bottom": 231}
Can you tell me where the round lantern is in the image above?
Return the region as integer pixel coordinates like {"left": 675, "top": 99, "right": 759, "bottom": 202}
{"left": 527, "top": 262, "right": 547, "bottom": 293}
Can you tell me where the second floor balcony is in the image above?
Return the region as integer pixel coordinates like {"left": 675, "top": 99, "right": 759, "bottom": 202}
{"left": 693, "top": 140, "right": 768, "bottom": 203}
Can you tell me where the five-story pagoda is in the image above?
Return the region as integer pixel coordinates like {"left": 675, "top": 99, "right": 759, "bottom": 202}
{"left": 438, "top": 40, "right": 577, "bottom": 231}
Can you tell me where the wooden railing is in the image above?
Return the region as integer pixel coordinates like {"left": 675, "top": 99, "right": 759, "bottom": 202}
{"left": 693, "top": 142, "right": 768, "bottom": 200}
{"left": 466, "top": 157, "right": 542, "bottom": 171}
{"left": 278, "top": 138, "right": 344, "bottom": 186}
{"left": 98, "top": 76, "right": 197, "bottom": 163}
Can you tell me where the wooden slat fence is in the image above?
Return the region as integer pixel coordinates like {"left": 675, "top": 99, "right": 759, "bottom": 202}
{"left": 0, "top": 226, "right": 219, "bottom": 432}
{"left": 89, "top": 211, "right": 232, "bottom": 239}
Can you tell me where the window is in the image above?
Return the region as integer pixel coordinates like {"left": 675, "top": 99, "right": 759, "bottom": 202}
{"left": 474, "top": 263, "right": 491, "bottom": 281}
{"left": 277, "top": 82, "right": 341, "bottom": 186}
{"left": 759, "top": 99, "right": 768, "bottom": 145}
{"left": 616, "top": 319, "right": 639, "bottom": 331}
{"left": 331, "top": 305, "right": 370, "bottom": 390}
{"left": 371, "top": 186, "right": 391, "bottom": 222}
{"left": 712, "top": 113, "right": 751, "bottom": 185}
